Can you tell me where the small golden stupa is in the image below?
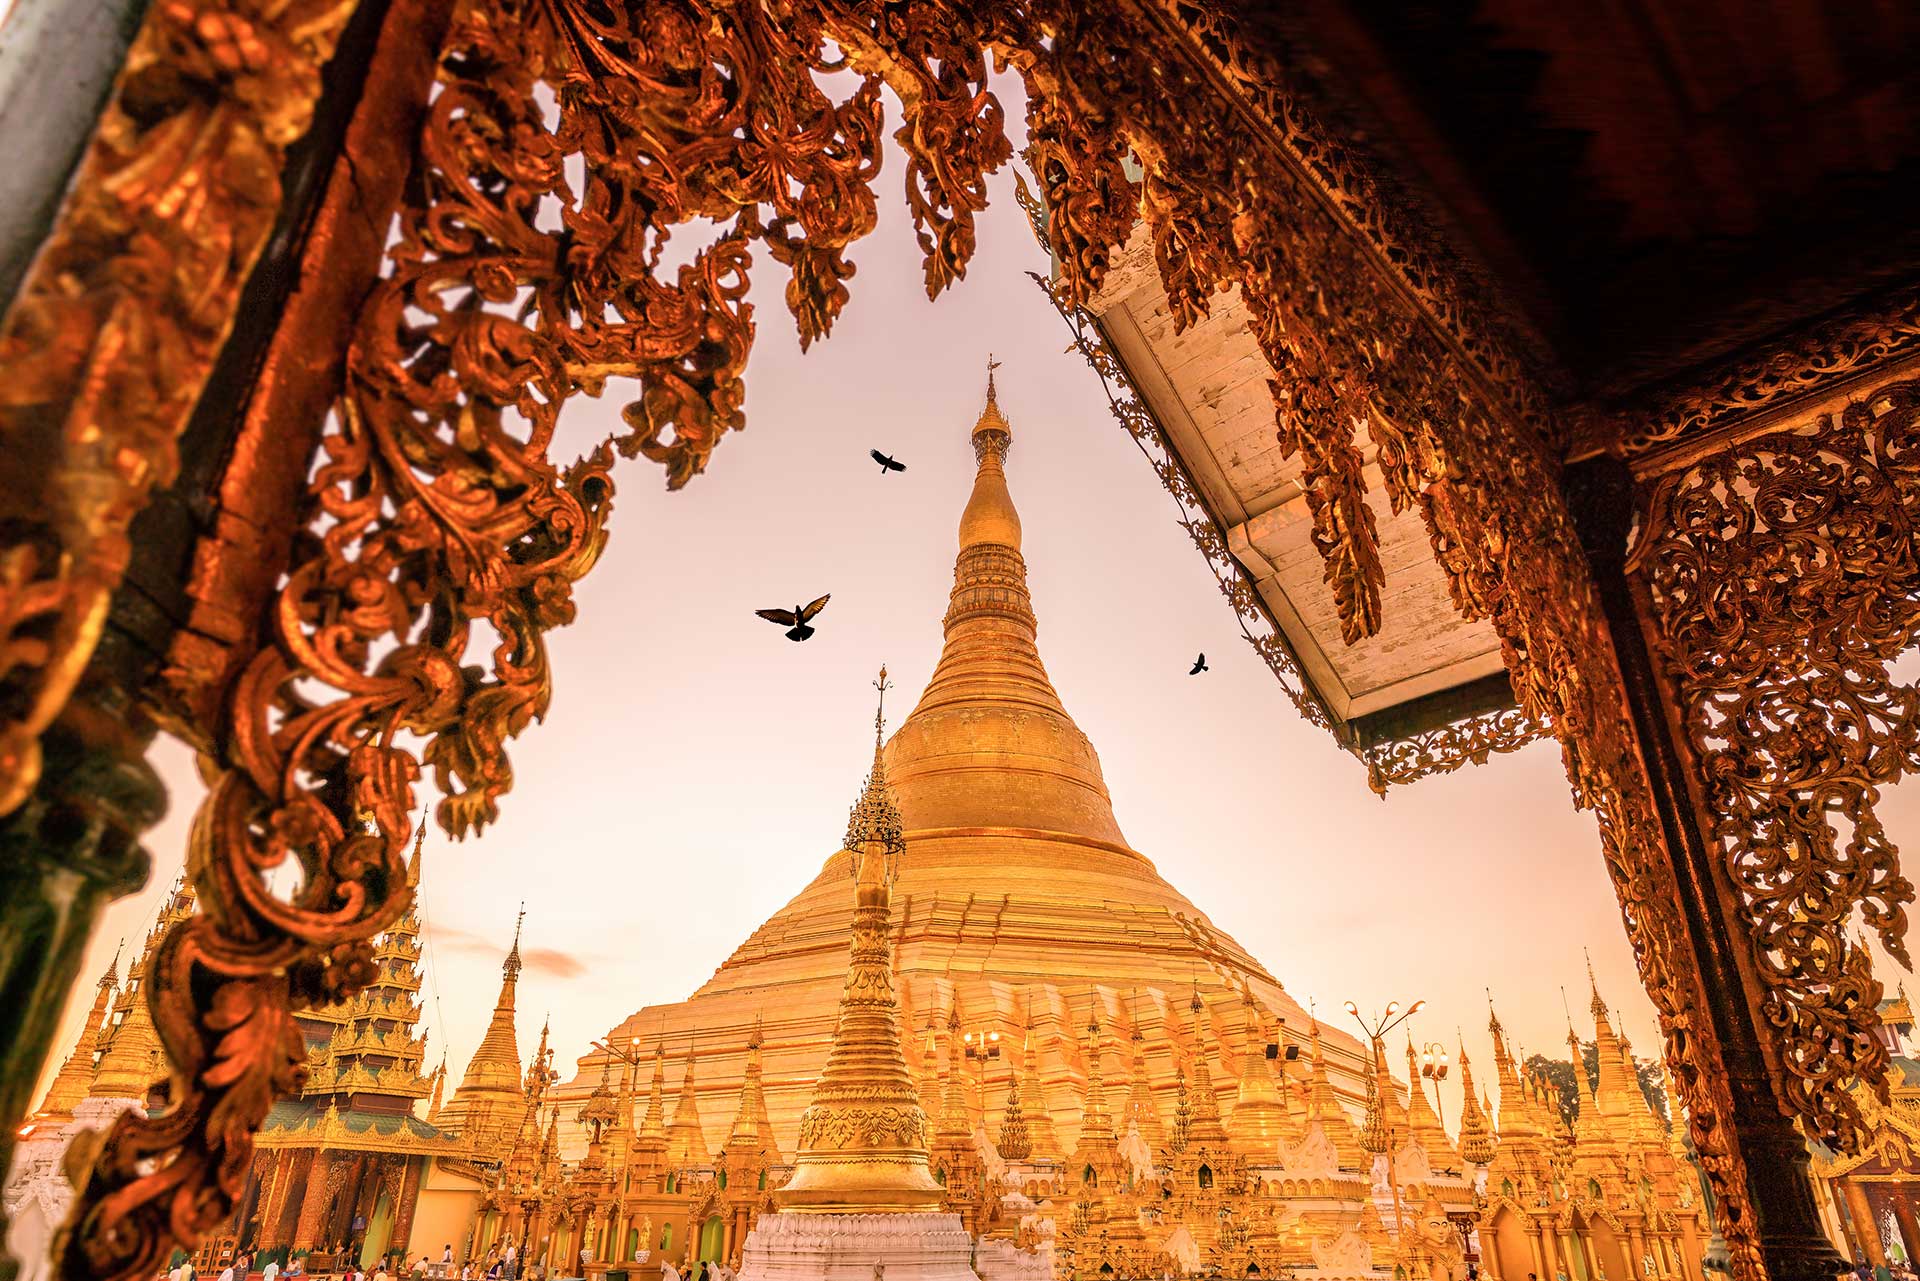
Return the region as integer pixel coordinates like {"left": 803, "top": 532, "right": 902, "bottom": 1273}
{"left": 775, "top": 679, "right": 944, "bottom": 1212}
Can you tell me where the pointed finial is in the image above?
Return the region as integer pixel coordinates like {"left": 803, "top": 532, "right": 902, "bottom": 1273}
{"left": 409, "top": 810, "right": 428, "bottom": 887}
{"left": 101, "top": 938, "right": 124, "bottom": 988}
{"left": 873, "top": 665, "right": 893, "bottom": 748}
{"left": 970, "top": 357, "right": 1012, "bottom": 466}
{"left": 504, "top": 902, "right": 526, "bottom": 981}
{"left": 1586, "top": 947, "right": 1610, "bottom": 1022}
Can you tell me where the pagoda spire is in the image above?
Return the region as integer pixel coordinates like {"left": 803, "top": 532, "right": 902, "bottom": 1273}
{"left": 1456, "top": 1040, "right": 1496, "bottom": 1167}
{"left": 776, "top": 678, "right": 942, "bottom": 1211}
{"left": 1403, "top": 1035, "right": 1456, "bottom": 1167}
{"left": 998, "top": 1067, "right": 1032, "bottom": 1161}
{"left": 1228, "top": 977, "right": 1290, "bottom": 1154}
{"left": 640, "top": 1042, "right": 668, "bottom": 1140}
{"left": 883, "top": 365, "right": 1126, "bottom": 845}
{"left": 1121, "top": 994, "right": 1165, "bottom": 1147}
{"left": 666, "top": 1038, "right": 710, "bottom": 1169}
{"left": 723, "top": 1016, "right": 781, "bottom": 1165}
{"left": 435, "top": 906, "right": 528, "bottom": 1152}
{"left": 937, "top": 1000, "right": 973, "bottom": 1144}
{"left": 1016, "top": 993, "right": 1063, "bottom": 1161}
{"left": 1304, "top": 1016, "right": 1366, "bottom": 1170}
{"left": 1079, "top": 999, "right": 1114, "bottom": 1145}
{"left": 91, "top": 891, "right": 190, "bottom": 1102}
{"left": 1585, "top": 952, "right": 1638, "bottom": 1119}
{"left": 1183, "top": 986, "right": 1231, "bottom": 1149}
{"left": 408, "top": 815, "right": 426, "bottom": 888}
{"left": 36, "top": 947, "right": 122, "bottom": 1119}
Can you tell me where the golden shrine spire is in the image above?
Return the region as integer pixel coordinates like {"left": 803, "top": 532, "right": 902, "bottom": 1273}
{"left": 1079, "top": 1000, "right": 1114, "bottom": 1144}
{"left": 776, "top": 684, "right": 942, "bottom": 1212}
{"left": 1122, "top": 994, "right": 1165, "bottom": 1146}
{"left": 724, "top": 1017, "right": 775, "bottom": 1161}
{"left": 1304, "top": 1017, "right": 1367, "bottom": 1169}
{"left": 1183, "top": 986, "right": 1231, "bottom": 1148}
{"left": 408, "top": 816, "right": 426, "bottom": 888}
{"left": 666, "top": 1038, "right": 710, "bottom": 1169}
{"left": 36, "top": 947, "right": 121, "bottom": 1120}
{"left": 937, "top": 1001, "right": 973, "bottom": 1144}
{"left": 998, "top": 1071, "right": 1032, "bottom": 1160}
{"left": 883, "top": 366, "right": 1126, "bottom": 844}
{"left": 91, "top": 891, "right": 189, "bottom": 1102}
{"left": 1403, "top": 1035, "right": 1456, "bottom": 1167}
{"left": 639, "top": 1042, "right": 668, "bottom": 1140}
{"left": 1455, "top": 1041, "right": 1496, "bottom": 1167}
{"left": 1016, "top": 993, "right": 1063, "bottom": 1161}
{"left": 439, "top": 907, "right": 528, "bottom": 1141}
{"left": 1228, "top": 978, "right": 1290, "bottom": 1153}
{"left": 504, "top": 903, "right": 525, "bottom": 984}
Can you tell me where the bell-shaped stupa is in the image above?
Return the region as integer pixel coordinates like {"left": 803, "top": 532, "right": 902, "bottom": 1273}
{"left": 554, "top": 364, "right": 1374, "bottom": 1172}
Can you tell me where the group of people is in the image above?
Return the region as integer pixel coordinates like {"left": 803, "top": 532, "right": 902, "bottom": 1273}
{"left": 170, "top": 1241, "right": 750, "bottom": 1281}
{"left": 656, "top": 1260, "right": 734, "bottom": 1281}
{"left": 166, "top": 1250, "right": 304, "bottom": 1281}
{"left": 1849, "top": 1259, "right": 1920, "bottom": 1281}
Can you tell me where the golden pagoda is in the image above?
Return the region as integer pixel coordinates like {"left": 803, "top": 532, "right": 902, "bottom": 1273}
{"left": 776, "top": 686, "right": 943, "bottom": 1213}
{"left": 31, "top": 945, "right": 119, "bottom": 1123}
{"left": 554, "top": 371, "right": 1379, "bottom": 1176}
{"left": 435, "top": 904, "right": 530, "bottom": 1154}
{"left": 1227, "top": 980, "right": 1291, "bottom": 1155}
{"left": 92, "top": 879, "right": 195, "bottom": 1102}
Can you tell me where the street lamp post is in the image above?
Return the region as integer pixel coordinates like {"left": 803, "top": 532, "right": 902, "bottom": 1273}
{"left": 962, "top": 1026, "right": 1002, "bottom": 1120}
{"left": 1347, "top": 998, "right": 1425, "bottom": 1262}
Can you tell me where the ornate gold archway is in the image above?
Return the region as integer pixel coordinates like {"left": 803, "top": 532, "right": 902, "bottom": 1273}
{"left": 2, "top": 5, "right": 1918, "bottom": 1281}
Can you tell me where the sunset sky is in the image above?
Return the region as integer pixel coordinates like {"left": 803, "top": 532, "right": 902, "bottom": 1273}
{"left": 41, "top": 77, "right": 1920, "bottom": 1131}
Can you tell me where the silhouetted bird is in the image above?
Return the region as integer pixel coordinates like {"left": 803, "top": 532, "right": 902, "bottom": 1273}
{"left": 1189, "top": 653, "right": 1208, "bottom": 675}
{"left": 755, "top": 594, "right": 832, "bottom": 642}
{"left": 870, "top": 449, "right": 907, "bottom": 475}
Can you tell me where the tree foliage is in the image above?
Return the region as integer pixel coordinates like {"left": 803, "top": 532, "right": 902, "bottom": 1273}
{"left": 1522, "top": 1042, "right": 1669, "bottom": 1131}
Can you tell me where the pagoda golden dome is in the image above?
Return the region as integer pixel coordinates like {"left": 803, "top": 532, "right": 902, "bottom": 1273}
{"left": 883, "top": 368, "right": 1126, "bottom": 847}
{"left": 556, "top": 364, "right": 1373, "bottom": 1166}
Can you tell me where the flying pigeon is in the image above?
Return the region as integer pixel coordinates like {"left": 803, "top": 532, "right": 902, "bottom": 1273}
{"left": 755, "top": 594, "right": 832, "bottom": 642}
{"left": 870, "top": 449, "right": 907, "bottom": 475}
{"left": 1189, "top": 653, "right": 1208, "bottom": 675}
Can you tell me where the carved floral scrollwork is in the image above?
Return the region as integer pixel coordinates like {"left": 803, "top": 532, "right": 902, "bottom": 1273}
{"left": 1635, "top": 377, "right": 1920, "bottom": 1147}
{"left": 46, "top": 0, "right": 1841, "bottom": 1275}
{"left": 1361, "top": 708, "right": 1550, "bottom": 796}
{"left": 0, "top": 0, "right": 356, "bottom": 816}
{"left": 62, "top": 0, "right": 1004, "bottom": 1275}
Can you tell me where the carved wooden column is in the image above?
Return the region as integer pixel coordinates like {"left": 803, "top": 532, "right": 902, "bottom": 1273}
{"left": 390, "top": 1157, "right": 425, "bottom": 1264}
{"left": 294, "top": 1153, "right": 337, "bottom": 1252}
{"left": 257, "top": 1151, "right": 299, "bottom": 1250}
{"left": 1565, "top": 453, "right": 1848, "bottom": 1281}
{"left": 1894, "top": 1196, "right": 1920, "bottom": 1269}
{"left": 1844, "top": 1182, "right": 1884, "bottom": 1265}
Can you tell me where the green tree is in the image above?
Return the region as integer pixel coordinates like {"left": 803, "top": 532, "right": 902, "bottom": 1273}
{"left": 1523, "top": 1043, "right": 1669, "bottom": 1131}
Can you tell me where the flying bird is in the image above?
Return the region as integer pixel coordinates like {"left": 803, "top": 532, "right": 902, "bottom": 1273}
{"left": 870, "top": 449, "right": 907, "bottom": 475}
{"left": 756, "top": 594, "right": 832, "bottom": 642}
{"left": 1189, "top": 653, "right": 1208, "bottom": 675}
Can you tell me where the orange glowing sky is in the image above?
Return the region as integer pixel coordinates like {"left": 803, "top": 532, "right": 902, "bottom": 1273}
{"left": 39, "top": 78, "right": 1919, "bottom": 1130}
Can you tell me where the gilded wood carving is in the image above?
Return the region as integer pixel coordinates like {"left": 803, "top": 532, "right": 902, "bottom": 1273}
{"left": 1635, "top": 374, "right": 1920, "bottom": 1146}
{"left": 0, "top": 0, "right": 356, "bottom": 817}
{"left": 39, "top": 1, "right": 1911, "bottom": 1278}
